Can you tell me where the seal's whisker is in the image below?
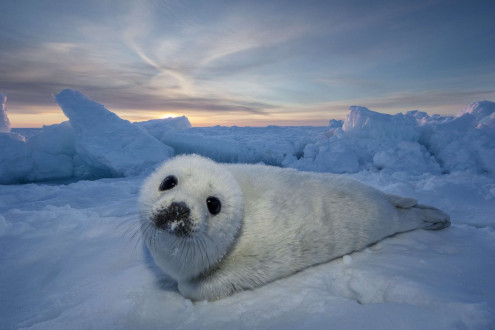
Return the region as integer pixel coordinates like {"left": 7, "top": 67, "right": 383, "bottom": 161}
{"left": 170, "top": 235, "right": 180, "bottom": 251}
{"left": 203, "top": 232, "right": 220, "bottom": 258}
{"left": 183, "top": 240, "right": 189, "bottom": 263}
{"left": 196, "top": 237, "right": 205, "bottom": 268}
{"left": 116, "top": 217, "right": 148, "bottom": 252}
{"left": 135, "top": 222, "right": 153, "bottom": 251}
{"left": 178, "top": 239, "right": 185, "bottom": 263}
{"left": 198, "top": 235, "right": 210, "bottom": 269}
{"left": 191, "top": 240, "right": 196, "bottom": 265}
{"left": 129, "top": 223, "right": 146, "bottom": 247}
{"left": 183, "top": 239, "right": 190, "bottom": 263}
{"left": 143, "top": 222, "right": 154, "bottom": 248}
{"left": 152, "top": 225, "right": 159, "bottom": 252}
{"left": 116, "top": 218, "right": 138, "bottom": 233}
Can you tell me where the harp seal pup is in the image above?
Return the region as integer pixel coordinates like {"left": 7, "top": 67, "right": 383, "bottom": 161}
{"left": 139, "top": 154, "right": 450, "bottom": 301}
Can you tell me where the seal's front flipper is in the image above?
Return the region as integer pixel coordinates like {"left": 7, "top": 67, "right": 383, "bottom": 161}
{"left": 415, "top": 204, "right": 451, "bottom": 230}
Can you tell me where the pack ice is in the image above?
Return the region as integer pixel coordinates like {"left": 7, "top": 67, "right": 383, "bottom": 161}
{"left": 1, "top": 90, "right": 174, "bottom": 183}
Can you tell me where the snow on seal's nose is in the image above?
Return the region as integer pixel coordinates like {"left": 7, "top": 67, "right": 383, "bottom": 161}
{"left": 153, "top": 202, "right": 192, "bottom": 236}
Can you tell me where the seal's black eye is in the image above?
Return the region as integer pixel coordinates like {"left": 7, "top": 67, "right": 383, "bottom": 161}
{"left": 206, "top": 196, "right": 221, "bottom": 215}
{"left": 159, "top": 175, "right": 178, "bottom": 191}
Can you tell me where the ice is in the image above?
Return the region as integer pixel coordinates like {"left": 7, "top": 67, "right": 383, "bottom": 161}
{"left": 1, "top": 121, "right": 95, "bottom": 184}
{"left": 478, "top": 112, "right": 495, "bottom": 129}
{"left": 425, "top": 101, "right": 495, "bottom": 174}
{"left": 2, "top": 90, "right": 177, "bottom": 184}
{"left": 0, "top": 96, "right": 33, "bottom": 184}
{"left": 156, "top": 125, "right": 325, "bottom": 165}
{"left": 457, "top": 100, "right": 495, "bottom": 122}
{"left": 27, "top": 121, "right": 75, "bottom": 156}
{"left": 0, "top": 132, "right": 32, "bottom": 184}
{"left": 2, "top": 93, "right": 494, "bottom": 184}
{"left": 1, "top": 91, "right": 495, "bottom": 328}
{"left": 136, "top": 116, "right": 192, "bottom": 141}
{"left": 289, "top": 106, "right": 440, "bottom": 175}
{"left": 55, "top": 89, "right": 174, "bottom": 177}
{"left": 0, "top": 93, "right": 11, "bottom": 133}
{"left": 25, "top": 122, "right": 75, "bottom": 181}
{"left": 342, "top": 106, "right": 420, "bottom": 141}
{"left": 288, "top": 103, "right": 495, "bottom": 176}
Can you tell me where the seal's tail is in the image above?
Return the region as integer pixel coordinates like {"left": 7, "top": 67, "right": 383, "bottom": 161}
{"left": 386, "top": 193, "right": 451, "bottom": 230}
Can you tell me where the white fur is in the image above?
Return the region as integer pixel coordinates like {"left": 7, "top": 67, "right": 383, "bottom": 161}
{"left": 139, "top": 155, "right": 450, "bottom": 301}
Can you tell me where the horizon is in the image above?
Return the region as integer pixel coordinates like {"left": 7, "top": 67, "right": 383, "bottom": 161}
{"left": 1, "top": 0, "right": 494, "bottom": 128}
{"left": 4, "top": 94, "right": 494, "bottom": 129}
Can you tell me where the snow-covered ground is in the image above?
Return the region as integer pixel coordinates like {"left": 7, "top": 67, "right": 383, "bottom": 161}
{"left": 1, "top": 90, "right": 494, "bottom": 329}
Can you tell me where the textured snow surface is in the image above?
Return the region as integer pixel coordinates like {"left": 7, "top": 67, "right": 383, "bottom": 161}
{"left": 1, "top": 172, "right": 494, "bottom": 329}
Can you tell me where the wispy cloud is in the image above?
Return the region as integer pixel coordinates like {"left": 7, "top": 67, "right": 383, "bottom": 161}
{"left": 1, "top": 0, "right": 494, "bottom": 127}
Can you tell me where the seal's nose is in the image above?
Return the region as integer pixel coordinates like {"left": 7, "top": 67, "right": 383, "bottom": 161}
{"left": 167, "top": 202, "right": 191, "bottom": 219}
{"left": 154, "top": 202, "right": 191, "bottom": 235}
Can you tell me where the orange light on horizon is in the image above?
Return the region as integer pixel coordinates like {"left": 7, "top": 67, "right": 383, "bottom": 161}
{"left": 8, "top": 108, "right": 68, "bottom": 128}
{"left": 7, "top": 104, "right": 338, "bottom": 129}
{"left": 160, "top": 113, "right": 179, "bottom": 119}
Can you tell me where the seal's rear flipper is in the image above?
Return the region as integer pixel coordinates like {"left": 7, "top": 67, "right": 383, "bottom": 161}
{"left": 415, "top": 204, "right": 451, "bottom": 230}
{"left": 389, "top": 194, "right": 451, "bottom": 231}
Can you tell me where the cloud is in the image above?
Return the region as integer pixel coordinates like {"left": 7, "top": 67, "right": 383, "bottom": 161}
{"left": 1, "top": 0, "right": 494, "bottom": 128}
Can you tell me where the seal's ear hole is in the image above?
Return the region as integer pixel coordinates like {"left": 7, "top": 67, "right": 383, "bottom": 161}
{"left": 206, "top": 196, "right": 221, "bottom": 215}
{"left": 159, "top": 175, "right": 178, "bottom": 191}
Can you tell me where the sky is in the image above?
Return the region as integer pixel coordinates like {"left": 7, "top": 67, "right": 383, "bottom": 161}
{"left": 0, "top": 0, "right": 494, "bottom": 127}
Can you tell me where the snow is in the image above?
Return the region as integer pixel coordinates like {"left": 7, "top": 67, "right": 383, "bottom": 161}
{"left": 1, "top": 171, "right": 494, "bottom": 329}
{"left": 0, "top": 93, "right": 11, "bottom": 133}
{"left": 1, "top": 91, "right": 495, "bottom": 329}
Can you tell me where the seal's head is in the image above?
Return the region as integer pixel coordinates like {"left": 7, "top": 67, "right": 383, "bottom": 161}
{"left": 139, "top": 155, "right": 243, "bottom": 280}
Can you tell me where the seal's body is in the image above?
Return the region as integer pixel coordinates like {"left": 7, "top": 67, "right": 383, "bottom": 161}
{"left": 139, "top": 155, "right": 450, "bottom": 301}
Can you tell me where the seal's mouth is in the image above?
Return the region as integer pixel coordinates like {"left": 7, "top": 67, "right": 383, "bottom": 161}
{"left": 153, "top": 202, "right": 193, "bottom": 237}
